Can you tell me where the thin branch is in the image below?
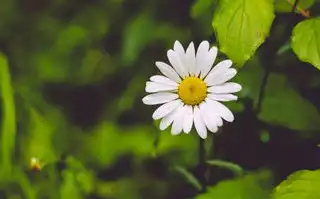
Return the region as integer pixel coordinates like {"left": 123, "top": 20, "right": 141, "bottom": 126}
{"left": 198, "top": 137, "right": 207, "bottom": 193}
{"left": 286, "top": 0, "right": 311, "bottom": 18}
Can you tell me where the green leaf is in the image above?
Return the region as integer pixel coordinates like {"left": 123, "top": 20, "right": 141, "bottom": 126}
{"left": 212, "top": 0, "right": 275, "bottom": 66}
{"left": 291, "top": 17, "right": 320, "bottom": 69}
{"left": 0, "top": 53, "right": 16, "bottom": 177}
{"left": 196, "top": 170, "right": 273, "bottom": 199}
{"left": 275, "top": 0, "right": 314, "bottom": 13}
{"left": 258, "top": 73, "right": 320, "bottom": 131}
{"left": 206, "top": 159, "right": 244, "bottom": 176}
{"left": 172, "top": 166, "right": 202, "bottom": 191}
{"left": 60, "top": 171, "right": 84, "bottom": 199}
{"left": 271, "top": 170, "right": 320, "bottom": 199}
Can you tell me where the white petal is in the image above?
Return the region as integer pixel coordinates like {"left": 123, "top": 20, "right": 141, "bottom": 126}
{"left": 206, "top": 99, "right": 234, "bottom": 122}
{"left": 208, "top": 82, "right": 242, "bottom": 93}
{"left": 173, "top": 40, "right": 186, "bottom": 68}
{"left": 199, "top": 102, "right": 218, "bottom": 133}
{"left": 200, "top": 46, "right": 218, "bottom": 79}
{"left": 207, "top": 93, "right": 238, "bottom": 101}
{"left": 171, "top": 105, "right": 188, "bottom": 135}
{"left": 142, "top": 92, "right": 178, "bottom": 105}
{"left": 205, "top": 68, "right": 237, "bottom": 86}
{"left": 204, "top": 60, "right": 233, "bottom": 84}
{"left": 145, "top": 81, "right": 177, "bottom": 93}
{"left": 150, "top": 75, "right": 179, "bottom": 87}
{"left": 183, "top": 105, "right": 193, "bottom": 134}
{"left": 195, "top": 41, "right": 210, "bottom": 76}
{"left": 155, "top": 61, "right": 181, "bottom": 82}
{"left": 167, "top": 50, "right": 187, "bottom": 77}
{"left": 152, "top": 99, "right": 182, "bottom": 120}
{"left": 194, "top": 105, "right": 207, "bottom": 139}
{"left": 159, "top": 103, "right": 183, "bottom": 130}
{"left": 185, "top": 42, "right": 196, "bottom": 76}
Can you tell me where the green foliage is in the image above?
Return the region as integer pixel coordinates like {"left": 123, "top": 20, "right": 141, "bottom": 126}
{"left": 173, "top": 166, "right": 202, "bottom": 191}
{"left": 196, "top": 170, "right": 273, "bottom": 199}
{"left": 271, "top": 170, "right": 320, "bottom": 199}
{"left": 291, "top": 17, "right": 320, "bottom": 69}
{"left": 0, "top": 53, "right": 16, "bottom": 178}
{"left": 258, "top": 73, "right": 320, "bottom": 131}
{"left": 206, "top": 159, "right": 244, "bottom": 176}
{"left": 191, "top": 0, "right": 217, "bottom": 18}
{"left": 212, "top": 0, "right": 275, "bottom": 66}
{"left": 275, "top": 0, "right": 315, "bottom": 13}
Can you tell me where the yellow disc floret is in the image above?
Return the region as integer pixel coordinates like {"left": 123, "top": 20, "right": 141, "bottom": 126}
{"left": 178, "top": 77, "right": 207, "bottom": 105}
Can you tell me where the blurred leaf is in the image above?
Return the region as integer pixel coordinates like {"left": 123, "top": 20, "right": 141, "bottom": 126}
{"left": 65, "top": 157, "right": 95, "bottom": 194}
{"left": 157, "top": 130, "right": 198, "bottom": 167}
{"left": 291, "top": 17, "right": 320, "bottom": 69}
{"left": 60, "top": 171, "right": 84, "bottom": 199}
{"left": 122, "top": 13, "right": 155, "bottom": 65}
{"left": 212, "top": 0, "right": 275, "bottom": 66}
{"left": 271, "top": 169, "right": 320, "bottom": 199}
{"left": 85, "top": 122, "right": 154, "bottom": 167}
{"left": 173, "top": 166, "right": 202, "bottom": 191}
{"left": 275, "top": 0, "right": 314, "bottom": 13}
{"left": 277, "top": 41, "right": 291, "bottom": 55}
{"left": 191, "top": 0, "right": 216, "bottom": 18}
{"left": 258, "top": 73, "right": 320, "bottom": 131}
{"left": 196, "top": 170, "right": 273, "bottom": 199}
{"left": 21, "top": 107, "right": 58, "bottom": 166}
{"left": 53, "top": 25, "right": 88, "bottom": 55}
{"left": 0, "top": 53, "right": 16, "bottom": 177}
{"left": 206, "top": 159, "right": 244, "bottom": 176}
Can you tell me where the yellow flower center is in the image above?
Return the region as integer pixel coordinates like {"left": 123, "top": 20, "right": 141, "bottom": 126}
{"left": 178, "top": 77, "right": 207, "bottom": 105}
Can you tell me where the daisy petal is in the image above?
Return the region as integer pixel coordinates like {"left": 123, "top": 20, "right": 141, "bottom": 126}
{"left": 195, "top": 41, "right": 210, "bottom": 76}
{"left": 194, "top": 105, "right": 207, "bottom": 139}
{"left": 171, "top": 105, "right": 188, "bottom": 135}
{"left": 206, "top": 99, "right": 234, "bottom": 122}
{"left": 159, "top": 103, "right": 183, "bottom": 130}
{"left": 200, "top": 46, "right": 218, "bottom": 79}
{"left": 183, "top": 105, "right": 193, "bottom": 134}
{"left": 173, "top": 40, "right": 186, "bottom": 66}
{"left": 145, "top": 81, "right": 177, "bottom": 93}
{"left": 185, "top": 42, "right": 196, "bottom": 76}
{"left": 155, "top": 61, "right": 181, "bottom": 82}
{"left": 150, "top": 75, "right": 179, "bottom": 87}
{"left": 205, "top": 68, "right": 237, "bottom": 86}
{"left": 208, "top": 93, "right": 238, "bottom": 101}
{"left": 204, "top": 60, "right": 233, "bottom": 84}
{"left": 199, "top": 102, "right": 218, "bottom": 133}
{"left": 167, "top": 50, "right": 187, "bottom": 78}
{"left": 208, "top": 82, "right": 242, "bottom": 93}
{"left": 152, "top": 99, "right": 182, "bottom": 120}
{"left": 142, "top": 93, "right": 178, "bottom": 105}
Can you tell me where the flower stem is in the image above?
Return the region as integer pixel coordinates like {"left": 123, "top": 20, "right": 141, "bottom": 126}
{"left": 198, "top": 137, "right": 207, "bottom": 192}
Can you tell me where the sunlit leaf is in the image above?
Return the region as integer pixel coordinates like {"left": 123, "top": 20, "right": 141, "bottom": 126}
{"left": 212, "top": 0, "right": 275, "bottom": 66}
{"left": 271, "top": 169, "right": 320, "bottom": 199}
{"left": 196, "top": 170, "right": 273, "bottom": 199}
{"left": 291, "top": 17, "right": 320, "bottom": 69}
{"left": 259, "top": 74, "right": 320, "bottom": 131}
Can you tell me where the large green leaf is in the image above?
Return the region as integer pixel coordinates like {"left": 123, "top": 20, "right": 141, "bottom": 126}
{"left": 195, "top": 170, "right": 273, "bottom": 199}
{"left": 291, "top": 17, "right": 320, "bottom": 70}
{"left": 212, "top": 0, "right": 275, "bottom": 66}
{"left": 271, "top": 170, "right": 320, "bottom": 199}
{"left": 258, "top": 73, "right": 320, "bottom": 131}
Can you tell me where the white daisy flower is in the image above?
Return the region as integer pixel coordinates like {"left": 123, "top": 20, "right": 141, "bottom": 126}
{"left": 142, "top": 40, "right": 242, "bottom": 139}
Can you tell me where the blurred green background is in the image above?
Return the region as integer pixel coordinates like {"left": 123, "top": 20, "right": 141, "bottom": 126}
{"left": 0, "top": 0, "right": 320, "bottom": 198}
